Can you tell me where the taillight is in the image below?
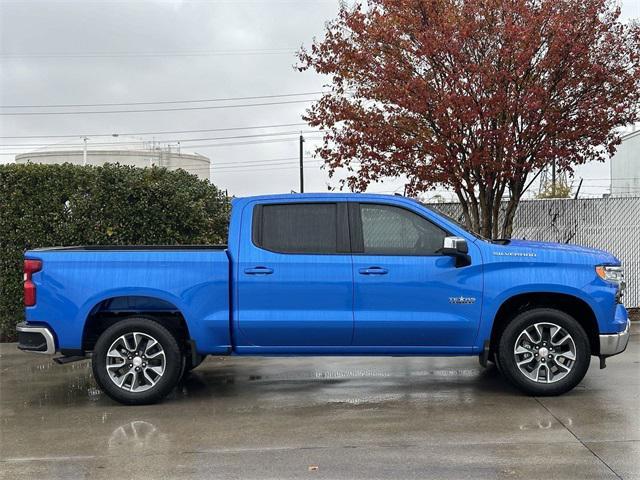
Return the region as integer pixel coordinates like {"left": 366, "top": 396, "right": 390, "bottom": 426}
{"left": 24, "top": 259, "right": 42, "bottom": 307}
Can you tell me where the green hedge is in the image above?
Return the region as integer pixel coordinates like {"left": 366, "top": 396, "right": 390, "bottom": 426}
{"left": 0, "top": 163, "right": 230, "bottom": 341}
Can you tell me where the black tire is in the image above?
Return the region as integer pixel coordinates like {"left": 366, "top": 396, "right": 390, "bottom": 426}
{"left": 497, "top": 308, "right": 591, "bottom": 396}
{"left": 92, "top": 317, "right": 183, "bottom": 405}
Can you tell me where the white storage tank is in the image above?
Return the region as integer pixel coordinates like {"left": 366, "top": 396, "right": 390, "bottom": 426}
{"left": 15, "top": 147, "right": 211, "bottom": 181}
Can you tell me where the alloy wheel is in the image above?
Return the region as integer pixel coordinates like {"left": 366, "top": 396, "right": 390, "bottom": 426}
{"left": 513, "top": 322, "right": 576, "bottom": 384}
{"left": 106, "top": 332, "right": 166, "bottom": 392}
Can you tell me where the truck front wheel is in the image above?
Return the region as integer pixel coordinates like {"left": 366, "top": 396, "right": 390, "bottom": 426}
{"left": 497, "top": 308, "right": 591, "bottom": 396}
{"left": 92, "top": 317, "right": 183, "bottom": 405}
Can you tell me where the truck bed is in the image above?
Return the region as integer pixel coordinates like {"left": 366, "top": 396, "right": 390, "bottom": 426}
{"left": 24, "top": 247, "right": 231, "bottom": 354}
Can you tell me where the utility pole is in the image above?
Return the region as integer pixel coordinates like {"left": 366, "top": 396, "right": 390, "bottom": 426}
{"left": 299, "top": 134, "right": 305, "bottom": 193}
{"left": 551, "top": 157, "right": 556, "bottom": 197}
{"left": 574, "top": 178, "right": 583, "bottom": 199}
{"left": 82, "top": 136, "right": 88, "bottom": 166}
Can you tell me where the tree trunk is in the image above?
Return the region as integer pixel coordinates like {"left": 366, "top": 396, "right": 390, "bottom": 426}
{"left": 478, "top": 187, "right": 493, "bottom": 239}
{"left": 490, "top": 197, "right": 501, "bottom": 239}
{"left": 454, "top": 181, "right": 522, "bottom": 240}
{"left": 501, "top": 195, "right": 520, "bottom": 238}
{"left": 467, "top": 193, "right": 481, "bottom": 233}
{"left": 455, "top": 190, "right": 473, "bottom": 230}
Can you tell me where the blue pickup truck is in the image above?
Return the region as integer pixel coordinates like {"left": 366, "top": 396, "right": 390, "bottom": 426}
{"left": 17, "top": 194, "right": 630, "bottom": 404}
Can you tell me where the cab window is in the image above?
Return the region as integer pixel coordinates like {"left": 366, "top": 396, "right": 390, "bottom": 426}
{"left": 358, "top": 203, "right": 447, "bottom": 255}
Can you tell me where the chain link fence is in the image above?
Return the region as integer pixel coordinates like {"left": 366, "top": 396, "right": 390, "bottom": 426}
{"left": 430, "top": 197, "right": 640, "bottom": 308}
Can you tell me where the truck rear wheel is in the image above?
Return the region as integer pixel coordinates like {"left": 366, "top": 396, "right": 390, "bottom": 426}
{"left": 92, "top": 317, "right": 183, "bottom": 405}
{"left": 497, "top": 308, "right": 591, "bottom": 396}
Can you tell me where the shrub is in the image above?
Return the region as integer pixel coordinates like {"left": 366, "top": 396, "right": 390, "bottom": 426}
{"left": 0, "top": 163, "right": 230, "bottom": 341}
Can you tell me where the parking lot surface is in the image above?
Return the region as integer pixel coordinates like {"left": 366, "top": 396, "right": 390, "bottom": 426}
{"left": 1, "top": 325, "right": 638, "bottom": 480}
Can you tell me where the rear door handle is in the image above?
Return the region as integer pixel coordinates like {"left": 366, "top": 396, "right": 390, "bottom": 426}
{"left": 358, "top": 267, "right": 388, "bottom": 275}
{"left": 244, "top": 266, "right": 274, "bottom": 275}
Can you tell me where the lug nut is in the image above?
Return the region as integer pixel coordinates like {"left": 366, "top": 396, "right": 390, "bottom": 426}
{"left": 142, "top": 363, "right": 146, "bottom": 367}
{"left": 135, "top": 367, "right": 140, "bottom": 371}
{"left": 129, "top": 363, "right": 132, "bottom": 367}
{"left": 541, "top": 358, "right": 546, "bottom": 363}
{"left": 548, "top": 355, "right": 552, "bottom": 359}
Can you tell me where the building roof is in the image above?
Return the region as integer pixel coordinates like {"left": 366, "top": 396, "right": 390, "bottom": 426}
{"left": 620, "top": 129, "right": 640, "bottom": 142}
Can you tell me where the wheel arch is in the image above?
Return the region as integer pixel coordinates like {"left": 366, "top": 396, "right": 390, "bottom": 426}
{"left": 489, "top": 292, "right": 600, "bottom": 357}
{"left": 82, "top": 294, "right": 192, "bottom": 352}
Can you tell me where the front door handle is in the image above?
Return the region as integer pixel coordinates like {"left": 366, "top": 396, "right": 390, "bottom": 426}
{"left": 244, "top": 266, "right": 274, "bottom": 275}
{"left": 358, "top": 267, "right": 388, "bottom": 275}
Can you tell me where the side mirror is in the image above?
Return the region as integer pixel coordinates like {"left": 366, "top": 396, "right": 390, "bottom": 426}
{"left": 442, "top": 236, "right": 471, "bottom": 267}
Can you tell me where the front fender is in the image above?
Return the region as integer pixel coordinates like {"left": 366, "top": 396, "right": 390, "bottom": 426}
{"left": 476, "top": 283, "right": 603, "bottom": 351}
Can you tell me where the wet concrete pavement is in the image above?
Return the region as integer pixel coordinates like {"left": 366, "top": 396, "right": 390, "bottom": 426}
{"left": 1, "top": 326, "right": 638, "bottom": 479}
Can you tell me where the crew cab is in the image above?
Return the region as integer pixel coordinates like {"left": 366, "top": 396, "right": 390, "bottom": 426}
{"left": 17, "top": 194, "right": 630, "bottom": 404}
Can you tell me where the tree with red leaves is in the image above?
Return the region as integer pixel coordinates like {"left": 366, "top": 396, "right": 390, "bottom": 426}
{"left": 298, "top": 0, "right": 640, "bottom": 238}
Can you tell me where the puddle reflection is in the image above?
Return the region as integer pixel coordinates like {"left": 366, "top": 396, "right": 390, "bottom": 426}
{"left": 108, "top": 420, "right": 169, "bottom": 452}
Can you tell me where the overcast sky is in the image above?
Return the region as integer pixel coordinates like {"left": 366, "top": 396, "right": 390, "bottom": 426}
{"left": 1, "top": 0, "right": 638, "bottom": 199}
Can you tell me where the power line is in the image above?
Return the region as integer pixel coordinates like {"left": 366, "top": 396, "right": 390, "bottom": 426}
{"left": 0, "top": 158, "right": 325, "bottom": 173}
{"left": 160, "top": 135, "right": 326, "bottom": 149}
{"left": 0, "top": 130, "right": 319, "bottom": 148}
{"left": 167, "top": 162, "right": 325, "bottom": 173}
{"left": 213, "top": 156, "right": 298, "bottom": 166}
{"left": 0, "top": 98, "right": 318, "bottom": 116}
{"left": 166, "top": 156, "right": 327, "bottom": 168}
{"left": 101, "top": 156, "right": 324, "bottom": 170}
{"left": 214, "top": 160, "right": 324, "bottom": 170}
{"left": 0, "top": 91, "right": 323, "bottom": 109}
{"left": 216, "top": 164, "right": 324, "bottom": 173}
{"left": 1, "top": 132, "right": 322, "bottom": 152}
{"left": 90, "top": 159, "right": 325, "bottom": 172}
{"left": 0, "top": 0, "right": 335, "bottom": 5}
{"left": 0, "top": 135, "right": 325, "bottom": 155}
{"left": 0, "top": 122, "right": 308, "bottom": 139}
{"left": 0, "top": 48, "right": 298, "bottom": 59}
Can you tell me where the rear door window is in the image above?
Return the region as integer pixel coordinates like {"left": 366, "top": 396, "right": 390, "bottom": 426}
{"left": 254, "top": 203, "right": 339, "bottom": 254}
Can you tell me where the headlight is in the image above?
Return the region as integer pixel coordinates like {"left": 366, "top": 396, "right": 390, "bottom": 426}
{"left": 595, "top": 265, "right": 624, "bottom": 284}
{"left": 596, "top": 265, "right": 626, "bottom": 291}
